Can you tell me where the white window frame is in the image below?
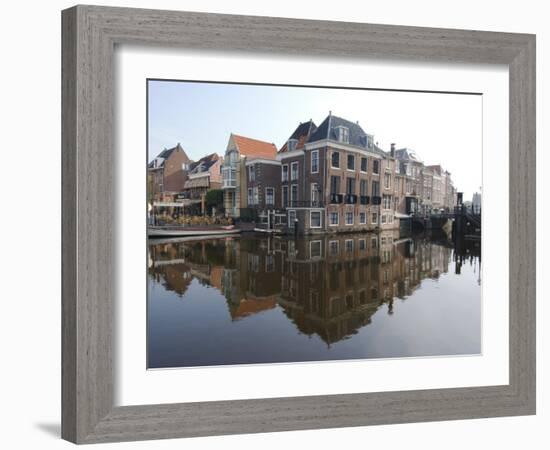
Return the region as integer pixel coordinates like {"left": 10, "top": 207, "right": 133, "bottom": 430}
{"left": 311, "top": 183, "right": 319, "bottom": 204}
{"left": 373, "top": 159, "right": 380, "bottom": 175}
{"left": 383, "top": 194, "right": 392, "bottom": 210}
{"left": 290, "top": 184, "right": 298, "bottom": 205}
{"left": 360, "top": 157, "right": 368, "bottom": 173}
{"left": 331, "top": 151, "right": 340, "bottom": 169}
{"left": 329, "top": 211, "right": 339, "bottom": 226}
{"left": 347, "top": 154, "right": 355, "bottom": 171}
{"left": 310, "top": 210, "right": 322, "bottom": 229}
{"left": 336, "top": 126, "right": 349, "bottom": 143}
{"left": 248, "top": 165, "right": 255, "bottom": 181}
{"left": 247, "top": 188, "right": 254, "bottom": 205}
{"left": 265, "top": 187, "right": 275, "bottom": 206}
{"left": 310, "top": 240, "right": 322, "bottom": 258}
{"left": 345, "top": 211, "right": 354, "bottom": 226}
{"left": 291, "top": 161, "right": 299, "bottom": 181}
{"left": 288, "top": 209, "right": 297, "bottom": 225}
{"left": 329, "top": 240, "right": 339, "bottom": 256}
{"left": 253, "top": 186, "right": 259, "bottom": 205}
{"left": 359, "top": 212, "right": 366, "bottom": 224}
{"left": 287, "top": 138, "right": 298, "bottom": 152}
{"left": 384, "top": 172, "right": 391, "bottom": 190}
{"left": 372, "top": 212, "right": 378, "bottom": 224}
{"left": 311, "top": 150, "right": 319, "bottom": 174}
{"left": 359, "top": 238, "right": 366, "bottom": 250}
{"left": 282, "top": 164, "right": 289, "bottom": 182}
{"left": 282, "top": 185, "right": 289, "bottom": 207}
{"left": 381, "top": 214, "right": 387, "bottom": 224}
{"left": 345, "top": 239, "right": 353, "bottom": 253}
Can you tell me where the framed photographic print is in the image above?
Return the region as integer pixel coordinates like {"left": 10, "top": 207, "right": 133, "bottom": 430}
{"left": 62, "top": 5, "right": 536, "bottom": 444}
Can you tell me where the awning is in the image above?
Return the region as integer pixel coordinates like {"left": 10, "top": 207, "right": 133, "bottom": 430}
{"left": 394, "top": 213, "right": 411, "bottom": 219}
{"left": 184, "top": 177, "right": 210, "bottom": 189}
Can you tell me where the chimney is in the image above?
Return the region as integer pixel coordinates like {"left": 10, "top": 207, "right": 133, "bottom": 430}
{"left": 390, "top": 143, "right": 396, "bottom": 157}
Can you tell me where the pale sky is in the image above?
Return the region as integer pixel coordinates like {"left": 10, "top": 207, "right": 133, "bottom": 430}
{"left": 148, "top": 80, "right": 482, "bottom": 200}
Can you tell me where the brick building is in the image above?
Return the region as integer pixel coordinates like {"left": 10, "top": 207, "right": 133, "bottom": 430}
{"left": 221, "top": 133, "right": 280, "bottom": 219}
{"left": 182, "top": 153, "right": 223, "bottom": 214}
{"left": 278, "top": 113, "right": 400, "bottom": 234}
{"left": 148, "top": 143, "right": 192, "bottom": 201}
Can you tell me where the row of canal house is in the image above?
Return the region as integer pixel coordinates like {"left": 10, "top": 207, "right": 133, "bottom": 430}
{"left": 148, "top": 143, "right": 223, "bottom": 214}
{"left": 221, "top": 112, "right": 457, "bottom": 234}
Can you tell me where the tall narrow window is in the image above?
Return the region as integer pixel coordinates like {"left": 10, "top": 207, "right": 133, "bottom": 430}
{"left": 265, "top": 187, "right": 274, "bottom": 205}
{"left": 287, "top": 139, "right": 298, "bottom": 152}
{"left": 253, "top": 187, "right": 259, "bottom": 205}
{"left": 291, "top": 162, "right": 299, "bottom": 181}
{"left": 346, "top": 177, "right": 355, "bottom": 195}
{"left": 282, "top": 164, "right": 289, "bottom": 182}
{"left": 347, "top": 154, "right": 355, "bottom": 170}
{"left": 311, "top": 150, "right": 319, "bottom": 173}
{"left": 383, "top": 194, "right": 392, "bottom": 210}
{"left": 372, "top": 180, "right": 380, "bottom": 197}
{"left": 282, "top": 186, "right": 289, "bottom": 207}
{"left": 360, "top": 179, "right": 367, "bottom": 196}
{"left": 290, "top": 184, "right": 298, "bottom": 206}
{"left": 330, "top": 176, "right": 340, "bottom": 194}
{"left": 331, "top": 151, "right": 340, "bottom": 168}
{"left": 373, "top": 160, "right": 380, "bottom": 174}
{"left": 248, "top": 165, "right": 255, "bottom": 181}
{"left": 361, "top": 157, "right": 368, "bottom": 172}
{"left": 311, "top": 183, "right": 319, "bottom": 204}
{"left": 384, "top": 173, "right": 391, "bottom": 189}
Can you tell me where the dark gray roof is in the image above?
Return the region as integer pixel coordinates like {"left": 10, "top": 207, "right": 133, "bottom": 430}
{"left": 148, "top": 143, "right": 189, "bottom": 169}
{"left": 290, "top": 120, "right": 317, "bottom": 141}
{"left": 307, "top": 114, "right": 380, "bottom": 153}
{"left": 189, "top": 153, "right": 219, "bottom": 173}
{"left": 394, "top": 147, "right": 422, "bottom": 162}
{"left": 279, "top": 119, "right": 317, "bottom": 152}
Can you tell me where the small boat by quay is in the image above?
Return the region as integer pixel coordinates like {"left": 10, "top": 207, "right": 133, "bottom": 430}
{"left": 148, "top": 225, "right": 241, "bottom": 238}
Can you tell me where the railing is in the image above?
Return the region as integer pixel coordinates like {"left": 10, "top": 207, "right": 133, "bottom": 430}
{"left": 360, "top": 195, "right": 370, "bottom": 205}
{"left": 287, "top": 200, "right": 325, "bottom": 208}
{"left": 371, "top": 196, "right": 382, "bottom": 205}
{"left": 344, "top": 194, "right": 358, "bottom": 204}
{"left": 330, "top": 193, "right": 343, "bottom": 204}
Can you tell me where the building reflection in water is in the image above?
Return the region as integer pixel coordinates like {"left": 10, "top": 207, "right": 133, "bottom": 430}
{"left": 148, "top": 231, "right": 481, "bottom": 357}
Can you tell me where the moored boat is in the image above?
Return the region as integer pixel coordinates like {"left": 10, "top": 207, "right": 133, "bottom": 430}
{"left": 148, "top": 225, "right": 241, "bottom": 238}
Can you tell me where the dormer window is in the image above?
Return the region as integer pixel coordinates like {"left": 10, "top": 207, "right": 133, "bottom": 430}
{"left": 287, "top": 138, "right": 298, "bottom": 152}
{"left": 336, "top": 126, "right": 349, "bottom": 143}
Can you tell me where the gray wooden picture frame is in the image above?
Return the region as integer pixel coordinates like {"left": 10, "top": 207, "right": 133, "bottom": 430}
{"left": 61, "top": 5, "right": 536, "bottom": 444}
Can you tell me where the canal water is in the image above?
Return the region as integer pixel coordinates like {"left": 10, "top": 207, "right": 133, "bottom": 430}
{"left": 147, "top": 231, "right": 481, "bottom": 368}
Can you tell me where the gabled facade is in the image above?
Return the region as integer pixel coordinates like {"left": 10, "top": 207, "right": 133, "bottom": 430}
{"left": 148, "top": 143, "right": 192, "bottom": 201}
{"left": 183, "top": 153, "right": 223, "bottom": 197}
{"left": 221, "top": 133, "right": 279, "bottom": 218}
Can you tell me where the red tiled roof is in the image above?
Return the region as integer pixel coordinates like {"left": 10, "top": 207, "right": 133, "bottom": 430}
{"left": 233, "top": 134, "right": 277, "bottom": 160}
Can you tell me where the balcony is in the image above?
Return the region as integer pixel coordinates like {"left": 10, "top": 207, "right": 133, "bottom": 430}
{"left": 360, "top": 195, "right": 370, "bottom": 205}
{"left": 330, "top": 193, "right": 343, "bottom": 204}
{"left": 344, "top": 194, "right": 358, "bottom": 204}
{"left": 287, "top": 200, "right": 325, "bottom": 208}
{"left": 372, "top": 196, "right": 382, "bottom": 205}
{"left": 221, "top": 167, "right": 236, "bottom": 189}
